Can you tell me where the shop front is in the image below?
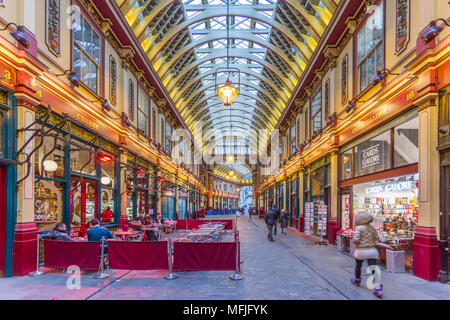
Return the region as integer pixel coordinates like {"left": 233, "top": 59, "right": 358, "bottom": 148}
{"left": 287, "top": 172, "right": 299, "bottom": 228}
{"left": 338, "top": 109, "right": 419, "bottom": 269}
{"left": 33, "top": 106, "right": 122, "bottom": 236}
{"left": 177, "top": 191, "right": 187, "bottom": 219}
{"left": 0, "top": 88, "right": 15, "bottom": 277}
{"left": 303, "top": 155, "right": 331, "bottom": 238}
{"left": 124, "top": 155, "right": 156, "bottom": 221}
{"left": 438, "top": 85, "right": 450, "bottom": 283}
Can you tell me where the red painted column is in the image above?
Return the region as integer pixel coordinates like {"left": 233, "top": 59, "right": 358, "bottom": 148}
{"left": 12, "top": 222, "right": 38, "bottom": 276}
{"left": 413, "top": 226, "right": 441, "bottom": 281}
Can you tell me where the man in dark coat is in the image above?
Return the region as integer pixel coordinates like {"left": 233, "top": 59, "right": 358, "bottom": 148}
{"left": 44, "top": 223, "right": 73, "bottom": 241}
{"left": 265, "top": 207, "right": 280, "bottom": 242}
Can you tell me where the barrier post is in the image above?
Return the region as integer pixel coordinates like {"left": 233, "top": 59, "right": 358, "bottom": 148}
{"left": 29, "top": 235, "right": 45, "bottom": 276}
{"left": 94, "top": 237, "right": 110, "bottom": 279}
{"left": 229, "top": 230, "right": 243, "bottom": 280}
{"left": 164, "top": 235, "right": 178, "bottom": 280}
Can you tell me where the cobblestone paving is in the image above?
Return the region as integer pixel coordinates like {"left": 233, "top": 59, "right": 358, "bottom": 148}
{"left": 0, "top": 215, "right": 448, "bottom": 300}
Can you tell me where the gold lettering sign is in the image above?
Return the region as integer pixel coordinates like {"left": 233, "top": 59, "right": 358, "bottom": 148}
{"left": 76, "top": 114, "right": 99, "bottom": 131}
{"left": 351, "top": 108, "right": 388, "bottom": 134}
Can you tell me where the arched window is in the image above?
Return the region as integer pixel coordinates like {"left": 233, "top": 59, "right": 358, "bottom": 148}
{"left": 129, "top": 80, "right": 134, "bottom": 121}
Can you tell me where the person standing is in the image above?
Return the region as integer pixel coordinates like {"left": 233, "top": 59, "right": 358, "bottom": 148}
{"left": 101, "top": 206, "right": 113, "bottom": 223}
{"left": 350, "top": 212, "right": 383, "bottom": 298}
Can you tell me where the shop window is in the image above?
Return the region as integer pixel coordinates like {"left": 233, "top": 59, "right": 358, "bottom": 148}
{"left": 0, "top": 111, "right": 4, "bottom": 158}
{"left": 100, "top": 155, "right": 115, "bottom": 188}
{"left": 101, "top": 189, "right": 115, "bottom": 216}
{"left": 341, "top": 149, "right": 353, "bottom": 180}
{"left": 394, "top": 116, "right": 418, "bottom": 167}
{"left": 311, "top": 166, "right": 325, "bottom": 197}
{"left": 73, "top": 12, "right": 100, "bottom": 93}
{"left": 70, "top": 144, "right": 96, "bottom": 176}
{"left": 356, "top": 2, "right": 384, "bottom": 93}
{"left": 137, "top": 86, "right": 149, "bottom": 136}
{"left": 34, "top": 180, "right": 64, "bottom": 231}
{"left": 126, "top": 192, "right": 134, "bottom": 220}
{"left": 311, "top": 88, "right": 322, "bottom": 134}
{"left": 34, "top": 129, "right": 65, "bottom": 180}
{"left": 354, "top": 130, "right": 391, "bottom": 177}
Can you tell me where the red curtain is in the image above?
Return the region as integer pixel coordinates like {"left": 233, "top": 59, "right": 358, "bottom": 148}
{"left": 173, "top": 242, "right": 237, "bottom": 271}
{"left": 108, "top": 241, "right": 169, "bottom": 270}
{"left": 43, "top": 240, "right": 101, "bottom": 270}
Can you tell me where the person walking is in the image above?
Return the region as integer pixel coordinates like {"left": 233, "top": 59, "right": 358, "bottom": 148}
{"left": 280, "top": 210, "right": 288, "bottom": 235}
{"left": 350, "top": 212, "right": 383, "bottom": 298}
{"left": 265, "top": 207, "right": 279, "bottom": 242}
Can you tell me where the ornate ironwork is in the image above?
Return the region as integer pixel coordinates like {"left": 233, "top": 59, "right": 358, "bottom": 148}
{"left": 396, "top": 0, "right": 410, "bottom": 54}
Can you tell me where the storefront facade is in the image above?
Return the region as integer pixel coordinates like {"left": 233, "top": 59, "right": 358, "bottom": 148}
{"left": 0, "top": 88, "right": 16, "bottom": 277}
{"left": 438, "top": 85, "right": 450, "bottom": 283}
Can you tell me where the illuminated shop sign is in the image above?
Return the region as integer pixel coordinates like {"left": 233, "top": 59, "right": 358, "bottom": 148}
{"left": 365, "top": 178, "right": 418, "bottom": 195}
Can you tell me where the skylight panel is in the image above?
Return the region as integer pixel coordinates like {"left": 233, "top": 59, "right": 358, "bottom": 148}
{"left": 185, "top": 10, "right": 202, "bottom": 19}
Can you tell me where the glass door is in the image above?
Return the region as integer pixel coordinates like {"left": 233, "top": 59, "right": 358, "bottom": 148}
{"left": 70, "top": 177, "right": 98, "bottom": 235}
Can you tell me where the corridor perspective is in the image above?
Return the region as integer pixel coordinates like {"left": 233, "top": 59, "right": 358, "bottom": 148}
{"left": 0, "top": 0, "right": 449, "bottom": 302}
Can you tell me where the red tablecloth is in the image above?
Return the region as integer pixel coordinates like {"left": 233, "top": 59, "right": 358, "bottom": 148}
{"left": 173, "top": 242, "right": 237, "bottom": 271}
{"left": 44, "top": 240, "right": 101, "bottom": 270}
{"left": 108, "top": 241, "right": 169, "bottom": 270}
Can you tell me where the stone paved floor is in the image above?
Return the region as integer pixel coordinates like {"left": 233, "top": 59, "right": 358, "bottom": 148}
{"left": 0, "top": 215, "right": 448, "bottom": 300}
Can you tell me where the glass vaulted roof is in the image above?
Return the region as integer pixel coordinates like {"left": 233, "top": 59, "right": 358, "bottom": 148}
{"left": 118, "top": 0, "right": 339, "bottom": 176}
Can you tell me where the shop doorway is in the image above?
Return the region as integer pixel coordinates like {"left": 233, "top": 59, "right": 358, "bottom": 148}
{"left": 70, "top": 177, "right": 98, "bottom": 236}
{"left": 0, "top": 166, "right": 6, "bottom": 277}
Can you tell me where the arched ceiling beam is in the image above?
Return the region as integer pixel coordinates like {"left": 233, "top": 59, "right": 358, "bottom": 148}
{"left": 164, "top": 50, "right": 296, "bottom": 93}
{"left": 279, "top": 0, "right": 329, "bottom": 34}
{"left": 176, "top": 79, "right": 283, "bottom": 115}
{"left": 155, "top": 30, "right": 304, "bottom": 78}
{"left": 171, "top": 67, "right": 290, "bottom": 104}
{"left": 185, "top": 98, "right": 277, "bottom": 129}
{"left": 145, "top": 8, "right": 314, "bottom": 62}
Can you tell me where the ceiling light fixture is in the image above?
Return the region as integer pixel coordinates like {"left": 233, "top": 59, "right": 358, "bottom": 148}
{"left": 215, "top": 0, "right": 240, "bottom": 107}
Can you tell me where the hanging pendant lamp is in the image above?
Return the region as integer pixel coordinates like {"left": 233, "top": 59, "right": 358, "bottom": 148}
{"left": 215, "top": 0, "right": 240, "bottom": 106}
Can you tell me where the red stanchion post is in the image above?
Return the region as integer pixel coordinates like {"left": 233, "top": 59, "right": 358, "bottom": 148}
{"left": 229, "top": 230, "right": 243, "bottom": 280}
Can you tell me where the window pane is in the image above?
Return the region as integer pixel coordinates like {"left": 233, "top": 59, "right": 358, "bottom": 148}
{"left": 127, "top": 192, "right": 134, "bottom": 220}
{"left": 101, "top": 189, "right": 115, "bottom": 219}
{"left": 83, "top": 19, "right": 92, "bottom": 52}
{"left": 73, "top": 45, "right": 81, "bottom": 79}
{"left": 354, "top": 130, "right": 391, "bottom": 177}
{"left": 341, "top": 149, "right": 353, "bottom": 180}
{"left": 70, "top": 145, "right": 96, "bottom": 175}
{"left": 34, "top": 180, "right": 64, "bottom": 231}
{"left": 394, "top": 117, "right": 418, "bottom": 167}
{"left": 311, "top": 167, "right": 324, "bottom": 196}
{"left": 34, "top": 128, "right": 65, "bottom": 180}
{"left": 100, "top": 156, "right": 115, "bottom": 188}
{"left": 93, "top": 32, "right": 100, "bottom": 64}
{"left": 360, "top": 60, "right": 367, "bottom": 92}
{"left": 376, "top": 43, "right": 383, "bottom": 71}
{"left": 367, "top": 52, "right": 375, "bottom": 83}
